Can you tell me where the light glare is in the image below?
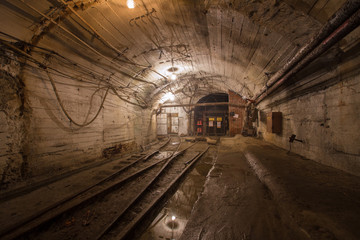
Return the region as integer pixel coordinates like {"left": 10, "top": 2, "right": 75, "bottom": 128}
{"left": 127, "top": 0, "right": 135, "bottom": 9}
{"left": 170, "top": 73, "right": 177, "bottom": 80}
{"left": 160, "top": 92, "right": 175, "bottom": 103}
{"left": 171, "top": 216, "right": 176, "bottom": 221}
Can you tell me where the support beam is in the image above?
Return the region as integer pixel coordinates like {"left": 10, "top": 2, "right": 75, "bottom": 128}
{"left": 159, "top": 102, "right": 246, "bottom": 108}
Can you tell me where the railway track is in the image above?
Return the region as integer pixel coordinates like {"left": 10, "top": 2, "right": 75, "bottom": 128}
{"left": 0, "top": 137, "right": 209, "bottom": 240}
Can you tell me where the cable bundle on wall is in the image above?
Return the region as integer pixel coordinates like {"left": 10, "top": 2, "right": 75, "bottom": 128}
{"left": 0, "top": 36, "right": 148, "bottom": 128}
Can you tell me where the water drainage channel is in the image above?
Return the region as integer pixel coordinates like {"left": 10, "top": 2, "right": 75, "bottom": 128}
{"left": 138, "top": 146, "right": 217, "bottom": 240}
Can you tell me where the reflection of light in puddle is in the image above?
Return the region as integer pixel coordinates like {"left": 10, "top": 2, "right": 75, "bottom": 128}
{"left": 138, "top": 210, "right": 186, "bottom": 239}
{"left": 138, "top": 159, "right": 214, "bottom": 240}
{"left": 165, "top": 216, "right": 179, "bottom": 230}
{"left": 155, "top": 151, "right": 173, "bottom": 159}
{"left": 162, "top": 213, "right": 185, "bottom": 240}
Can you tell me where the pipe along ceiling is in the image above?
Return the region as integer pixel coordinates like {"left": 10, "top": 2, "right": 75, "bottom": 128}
{"left": 0, "top": 0, "right": 359, "bottom": 114}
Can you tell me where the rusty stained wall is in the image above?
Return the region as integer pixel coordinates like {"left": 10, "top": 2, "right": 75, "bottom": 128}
{"left": 257, "top": 36, "right": 360, "bottom": 176}
{"left": 0, "top": 51, "right": 30, "bottom": 188}
{"left": 228, "top": 90, "right": 246, "bottom": 136}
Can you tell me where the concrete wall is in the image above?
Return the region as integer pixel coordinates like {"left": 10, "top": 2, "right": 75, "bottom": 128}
{"left": 257, "top": 43, "right": 360, "bottom": 176}
{"left": 228, "top": 90, "right": 246, "bottom": 136}
{"left": 0, "top": 50, "right": 156, "bottom": 190}
{"left": 25, "top": 68, "right": 156, "bottom": 181}
{"left": 0, "top": 51, "right": 30, "bottom": 188}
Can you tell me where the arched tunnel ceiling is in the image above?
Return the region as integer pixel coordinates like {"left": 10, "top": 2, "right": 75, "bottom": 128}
{"left": 0, "top": 0, "right": 351, "bottom": 106}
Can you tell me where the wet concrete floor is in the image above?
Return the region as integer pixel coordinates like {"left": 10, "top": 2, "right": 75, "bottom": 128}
{"left": 179, "top": 147, "right": 302, "bottom": 240}
{"left": 139, "top": 136, "right": 360, "bottom": 240}
{"left": 178, "top": 136, "right": 360, "bottom": 240}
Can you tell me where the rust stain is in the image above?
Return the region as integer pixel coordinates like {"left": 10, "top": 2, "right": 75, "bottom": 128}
{"left": 102, "top": 141, "right": 137, "bottom": 158}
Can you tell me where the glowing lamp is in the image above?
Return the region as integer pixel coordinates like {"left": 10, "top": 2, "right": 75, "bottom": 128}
{"left": 170, "top": 73, "right": 177, "bottom": 80}
{"left": 127, "top": 0, "right": 135, "bottom": 9}
{"left": 160, "top": 92, "right": 175, "bottom": 103}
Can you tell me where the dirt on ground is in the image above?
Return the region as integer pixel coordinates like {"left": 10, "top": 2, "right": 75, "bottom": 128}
{"left": 180, "top": 148, "right": 304, "bottom": 240}
{"left": 179, "top": 136, "right": 360, "bottom": 240}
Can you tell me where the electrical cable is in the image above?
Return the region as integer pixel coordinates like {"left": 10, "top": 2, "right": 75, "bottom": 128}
{"left": 0, "top": 40, "right": 100, "bottom": 85}
{"left": 0, "top": 34, "right": 151, "bottom": 97}
{"left": 1, "top": 39, "right": 149, "bottom": 126}
{"left": 109, "top": 86, "right": 147, "bottom": 109}
{"left": 17, "top": 0, "right": 158, "bottom": 86}
{"left": 83, "top": 10, "right": 127, "bottom": 50}
{"left": 1, "top": 48, "right": 108, "bottom": 89}
{"left": 64, "top": 1, "right": 167, "bottom": 81}
{"left": 3, "top": 49, "right": 148, "bottom": 107}
{"left": 59, "top": 0, "right": 136, "bottom": 65}
{"left": 0, "top": 31, "right": 123, "bottom": 85}
{"left": 46, "top": 70, "right": 110, "bottom": 127}
{"left": 102, "top": 0, "right": 168, "bottom": 80}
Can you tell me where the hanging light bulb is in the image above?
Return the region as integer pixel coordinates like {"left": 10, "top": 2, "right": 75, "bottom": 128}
{"left": 127, "top": 0, "right": 135, "bottom": 9}
{"left": 160, "top": 92, "right": 175, "bottom": 103}
{"left": 170, "top": 73, "right": 177, "bottom": 81}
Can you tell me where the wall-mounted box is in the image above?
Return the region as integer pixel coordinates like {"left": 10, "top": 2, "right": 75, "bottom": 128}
{"left": 267, "top": 112, "right": 282, "bottom": 133}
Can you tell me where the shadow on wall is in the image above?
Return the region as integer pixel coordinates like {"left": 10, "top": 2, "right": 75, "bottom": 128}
{"left": 259, "top": 110, "right": 267, "bottom": 123}
{"left": 102, "top": 141, "right": 138, "bottom": 159}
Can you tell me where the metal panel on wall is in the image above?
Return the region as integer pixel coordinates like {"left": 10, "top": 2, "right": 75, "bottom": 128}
{"left": 169, "top": 113, "right": 179, "bottom": 134}
{"left": 266, "top": 112, "right": 282, "bottom": 133}
{"left": 156, "top": 113, "right": 167, "bottom": 135}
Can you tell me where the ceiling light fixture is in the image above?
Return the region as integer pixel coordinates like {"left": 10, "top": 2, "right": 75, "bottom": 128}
{"left": 160, "top": 92, "right": 175, "bottom": 103}
{"left": 167, "top": 67, "right": 179, "bottom": 72}
{"left": 170, "top": 73, "right": 177, "bottom": 81}
{"left": 127, "top": 0, "right": 135, "bottom": 9}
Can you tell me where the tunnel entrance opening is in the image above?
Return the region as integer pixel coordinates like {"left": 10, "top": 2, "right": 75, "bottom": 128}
{"left": 194, "top": 93, "right": 229, "bottom": 136}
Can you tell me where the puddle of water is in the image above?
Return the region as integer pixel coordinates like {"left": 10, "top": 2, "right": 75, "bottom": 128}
{"left": 155, "top": 151, "right": 174, "bottom": 160}
{"left": 138, "top": 156, "right": 213, "bottom": 240}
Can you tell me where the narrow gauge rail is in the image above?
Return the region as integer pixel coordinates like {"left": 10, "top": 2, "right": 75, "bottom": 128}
{"left": 100, "top": 144, "right": 209, "bottom": 240}
{"left": 12, "top": 139, "right": 208, "bottom": 240}
{"left": 0, "top": 137, "right": 174, "bottom": 240}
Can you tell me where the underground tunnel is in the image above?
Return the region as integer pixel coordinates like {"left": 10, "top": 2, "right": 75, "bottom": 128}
{"left": 0, "top": 0, "right": 360, "bottom": 239}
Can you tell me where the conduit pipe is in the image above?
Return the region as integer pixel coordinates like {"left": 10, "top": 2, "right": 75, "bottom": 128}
{"left": 255, "top": 7, "right": 360, "bottom": 104}
{"left": 18, "top": 0, "right": 157, "bottom": 87}
{"left": 59, "top": 0, "right": 168, "bottom": 81}
{"left": 254, "top": 0, "right": 360, "bottom": 103}
{"left": 58, "top": 0, "right": 131, "bottom": 63}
